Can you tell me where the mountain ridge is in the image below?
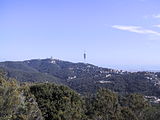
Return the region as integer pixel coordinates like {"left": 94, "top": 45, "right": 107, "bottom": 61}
{"left": 0, "top": 58, "right": 160, "bottom": 100}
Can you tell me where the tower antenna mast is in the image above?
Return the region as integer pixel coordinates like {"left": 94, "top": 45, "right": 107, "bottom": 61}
{"left": 83, "top": 51, "right": 86, "bottom": 63}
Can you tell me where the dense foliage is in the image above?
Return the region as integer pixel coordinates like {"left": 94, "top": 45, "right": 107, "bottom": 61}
{"left": 30, "top": 83, "right": 85, "bottom": 120}
{"left": 1, "top": 70, "right": 160, "bottom": 120}
{"left": 0, "top": 71, "right": 44, "bottom": 120}
{"left": 85, "top": 89, "right": 150, "bottom": 120}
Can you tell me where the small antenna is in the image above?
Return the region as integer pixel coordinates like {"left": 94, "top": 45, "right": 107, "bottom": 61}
{"left": 83, "top": 51, "right": 86, "bottom": 63}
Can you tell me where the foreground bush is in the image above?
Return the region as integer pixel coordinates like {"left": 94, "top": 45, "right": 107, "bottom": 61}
{"left": 30, "top": 83, "right": 85, "bottom": 120}
{"left": 0, "top": 71, "right": 44, "bottom": 120}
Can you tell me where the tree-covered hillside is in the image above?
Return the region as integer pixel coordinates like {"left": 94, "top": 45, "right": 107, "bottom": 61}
{"left": 0, "top": 58, "right": 160, "bottom": 99}
{"left": 0, "top": 71, "right": 160, "bottom": 120}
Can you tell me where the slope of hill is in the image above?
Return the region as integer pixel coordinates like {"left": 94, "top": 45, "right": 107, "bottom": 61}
{"left": 0, "top": 58, "right": 160, "bottom": 98}
{"left": 0, "top": 61, "right": 62, "bottom": 84}
{"left": 2, "top": 71, "right": 159, "bottom": 120}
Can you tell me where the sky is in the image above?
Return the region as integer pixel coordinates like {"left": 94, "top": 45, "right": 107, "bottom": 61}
{"left": 1, "top": 0, "right": 160, "bottom": 71}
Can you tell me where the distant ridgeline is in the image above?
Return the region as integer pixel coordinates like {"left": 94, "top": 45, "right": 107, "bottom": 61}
{"left": 0, "top": 58, "right": 160, "bottom": 103}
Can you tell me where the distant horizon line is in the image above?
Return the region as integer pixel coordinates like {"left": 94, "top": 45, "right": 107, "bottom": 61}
{"left": 1, "top": 57, "right": 160, "bottom": 72}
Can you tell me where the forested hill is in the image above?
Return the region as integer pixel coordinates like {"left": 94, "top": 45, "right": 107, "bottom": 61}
{"left": 2, "top": 71, "right": 160, "bottom": 120}
{"left": 0, "top": 58, "right": 160, "bottom": 99}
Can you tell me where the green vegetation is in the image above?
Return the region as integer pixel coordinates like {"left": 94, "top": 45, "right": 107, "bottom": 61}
{"left": 30, "top": 83, "right": 85, "bottom": 120}
{"left": 143, "top": 104, "right": 160, "bottom": 120}
{"left": 85, "top": 89, "right": 149, "bottom": 120}
{"left": 1, "top": 59, "right": 160, "bottom": 98}
{"left": 0, "top": 70, "right": 160, "bottom": 120}
{"left": 0, "top": 71, "right": 43, "bottom": 120}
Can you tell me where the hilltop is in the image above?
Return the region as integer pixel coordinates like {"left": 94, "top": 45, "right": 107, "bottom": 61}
{"left": 0, "top": 58, "right": 160, "bottom": 100}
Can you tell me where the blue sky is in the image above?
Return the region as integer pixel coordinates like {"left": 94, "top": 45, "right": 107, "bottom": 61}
{"left": 1, "top": 0, "right": 160, "bottom": 70}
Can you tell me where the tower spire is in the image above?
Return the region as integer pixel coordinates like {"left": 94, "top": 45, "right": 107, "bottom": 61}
{"left": 83, "top": 51, "right": 86, "bottom": 63}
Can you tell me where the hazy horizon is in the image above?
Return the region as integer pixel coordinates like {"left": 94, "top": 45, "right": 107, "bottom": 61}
{"left": 1, "top": 0, "right": 160, "bottom": 71}
{"left": 1, "top": 57, "right": 160, "bottom": 72}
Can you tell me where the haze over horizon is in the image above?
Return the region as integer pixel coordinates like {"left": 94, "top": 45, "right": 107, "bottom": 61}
{"left": 1, "top": 0, "right": 160, "bottom": 71}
